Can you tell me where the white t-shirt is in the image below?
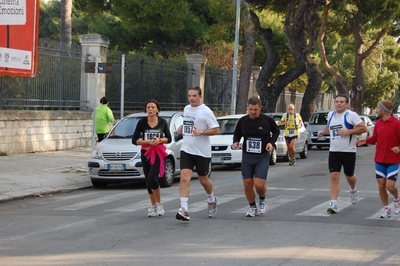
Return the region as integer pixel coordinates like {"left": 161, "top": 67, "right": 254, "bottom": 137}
{"left": 328, "top": 110, "right": 363, "bottom": 152}
{"left": 181, "top": 104, "right": 219, "bottom": 158}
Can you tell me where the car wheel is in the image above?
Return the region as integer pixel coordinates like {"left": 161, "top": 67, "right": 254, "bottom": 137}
{"left": 91, "top": 179, "right": 107, "bottom": 188}
{"left": 269, "top": 149, "right": 277, "bottom": 165}
{"left": 282, "top": 152, "right": 289, "bottom": 162}
{"left": 300, "top": 142, "right": 308, "bottom": 159}
{"left": 160, "top": 157, "right": 174, "bottom": 188}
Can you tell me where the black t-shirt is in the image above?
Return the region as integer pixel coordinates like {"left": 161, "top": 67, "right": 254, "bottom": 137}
{"left": 132, "top": 117, "right": 172, "bottom": 145}
{"left": 233, "top": 114, "right": 280, "bottom": 154}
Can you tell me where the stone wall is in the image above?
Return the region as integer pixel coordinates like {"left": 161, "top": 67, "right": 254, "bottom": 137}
{"left": 0, "top": 111, "right": 92, "bottom": 155}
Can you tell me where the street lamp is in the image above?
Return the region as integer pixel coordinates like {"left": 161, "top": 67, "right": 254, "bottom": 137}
{"left": 231, "top": 0, "right": 241, "bottom": 115}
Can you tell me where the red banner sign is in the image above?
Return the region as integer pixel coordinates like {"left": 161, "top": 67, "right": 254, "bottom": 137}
{"left": 0, "top": 0, "right": 40, "bottom": 77}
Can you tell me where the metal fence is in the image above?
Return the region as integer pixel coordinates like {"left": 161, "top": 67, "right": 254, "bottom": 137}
{"left": 105, "top": 51, "right": 234, "bottom": 115}
{"left": 0, "top": 39, "right": 84, "bottom": 110}
{"left": 0, "top": 39, "right": 234, "bottom": 113}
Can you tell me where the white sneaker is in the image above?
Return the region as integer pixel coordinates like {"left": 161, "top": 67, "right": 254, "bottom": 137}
{"left": 350, "top": 189, "right": 358, "bottom": 204}
{"left": 394, "top": 199, "right": 400, "bottom": 215}
{"left": 258, "top": 199, "right": 268, "bottom": 214}
{"left": 155, "top": 203, "right": 165, "bottom": 216}
{"left": 148, "top": 206, "right": 157, "bottom": 217}
{"left": 327, "top": 201, "right": 337, "bottom": 214}
{"left": 246, "top": 206, "right": 258, "bottom": 217}
{"left": 380, "top": 207, "right": 391, "bottom": 218}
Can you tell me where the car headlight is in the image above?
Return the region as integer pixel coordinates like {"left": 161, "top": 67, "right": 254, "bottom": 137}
{"left": 91, "top": 149, "right": 102, "bottom": 159}
{"left": 134, "top": 152, "right": 141, "bottom": 159}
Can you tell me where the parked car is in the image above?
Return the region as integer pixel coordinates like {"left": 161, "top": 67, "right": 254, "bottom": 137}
{"left": 87, "top": 111, "right": 184, "bottom": 188}
{"left": 305, "top": 110, "right": 332, "bottom": 150}
{"left": 368, "top": 114, "right": 378, "bottom": 124}
{"left": 358, "top": 115, "right": 375, "bottom": 142}
{"left": 210, "top": 112, "right": 308, "bottom": 166}
{"left": 265, "top": 113, "right": 308, "bottom": 161}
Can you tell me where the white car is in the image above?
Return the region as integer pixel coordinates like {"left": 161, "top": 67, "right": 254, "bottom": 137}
{"left": 87, "top": 111, "right": 184, "bottom": 188}
{"left": 210, "top": 114, "right": 278, "bottom": 167}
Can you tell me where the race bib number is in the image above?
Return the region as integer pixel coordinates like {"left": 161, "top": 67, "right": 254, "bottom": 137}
{"left": 246, "top": 137, "right": 262, "bottom": 153}
{"left": 330, "top": 124, "right": 343, "bottom": 140}
{"left": 144, "top": 129, "right": 162, "bottom": 140}
{"left": 183, "top": 121, "right": 194, "bottom": 137}
{"left": 288, "top": 129, "right": 295, "bottom": 137}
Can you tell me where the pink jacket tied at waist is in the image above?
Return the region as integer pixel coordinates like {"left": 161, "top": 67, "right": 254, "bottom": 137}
{"left": 142, "top": 144, "right": 167, "bottom": 177}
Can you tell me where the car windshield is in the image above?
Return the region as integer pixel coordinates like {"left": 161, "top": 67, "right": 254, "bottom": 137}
{"left": 268, "top": 115, "right": 285, "bottom": 130}
{"left": 309, "top": 112, "right": 328, "bottom": 125}
{"left": 217, "top": 119, "right": 238, "bottom": 134}
{"left": 108, "top": 116, "right": 171, "bottom": 138}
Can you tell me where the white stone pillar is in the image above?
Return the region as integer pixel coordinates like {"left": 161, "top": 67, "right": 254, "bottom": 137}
{"left": 186, "top": 54, "right": 207, "bottom": 103}
{"left": 80, "top": 34, "right": 110, "bottom": 110}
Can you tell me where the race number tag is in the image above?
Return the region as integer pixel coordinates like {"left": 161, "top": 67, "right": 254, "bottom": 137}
{"left": 183, "top": 121, "right": 194, "bottom": 137}
{"left": 246, "top": 137, "right": 262, "bottom": 153}
{"left": 288, "top": 129, "right": 295, "bottom": 137}
{"left": 330, "top": 125, "right": 343, "bottom": 140}
{"left": 144, "top": 129, "right": 162, "bottom": 140}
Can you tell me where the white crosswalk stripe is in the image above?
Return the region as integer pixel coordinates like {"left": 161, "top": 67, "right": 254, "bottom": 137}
{"left": 296, "top": 196, "right": 364, "bottom": 217}
{"left": 367, "top": 202, "right": 400, "bottom": 220}
{"left": 231, "top": 195, "right": 304, "bottom": 214}
{"left": 108, "top": 194, "right": 177, "bottom": 212}
{"left": 186, "top": 194, "right": 241, "bottom": 213}
{"left": 54, "top": 192, "right": 135, "bottom": 210}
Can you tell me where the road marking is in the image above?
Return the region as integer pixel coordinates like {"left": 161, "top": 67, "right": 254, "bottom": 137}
{"left": 231, "top": 195, "right": 304, "bottom": 213}
{"left": 296, "top": 197, "right": 363, "bottom": 217}
{"left": 54, "top": 192, "right": 134, "bottom": 210}
{"left": 107, "top": 194, "right": 178, "bottom": 212}
{"left": 185, "top": 194, "right": 242, "bottom": 213}
{"left": 366, "top": 202, "right": 400, "bottom": 220}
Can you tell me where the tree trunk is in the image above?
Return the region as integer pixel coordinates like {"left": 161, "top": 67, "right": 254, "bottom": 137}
{"left": 60, "top": 0, "right": 72, "bottom": 50}
{"left": 301, "top": 56, "right": 323, "bottom": 121}
{"left": 236, "top": 2, "right": 256, "bottom": 114}
{"left": 250, "top": 10, "right": 305, "bottom": 113}
{"left": 352, "top": 13, "right": 386, "bottom": 114}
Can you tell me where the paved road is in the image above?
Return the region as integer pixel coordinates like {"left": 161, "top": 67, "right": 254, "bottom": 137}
{"left": 0, "top": 146, "right": 399, "bottom": 266}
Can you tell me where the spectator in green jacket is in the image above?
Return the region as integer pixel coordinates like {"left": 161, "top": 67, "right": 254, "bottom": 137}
{"left": 91, "top": 97, "right": 115, "bottom": 142}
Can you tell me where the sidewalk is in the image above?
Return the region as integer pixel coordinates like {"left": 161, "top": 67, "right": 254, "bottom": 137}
{"left": 0, "top": 147, "right": 93, "bottom": 203}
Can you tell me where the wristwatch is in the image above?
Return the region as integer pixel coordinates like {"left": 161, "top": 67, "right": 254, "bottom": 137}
{"left": 200, "top": 130, "right": 204, "bottom": 135}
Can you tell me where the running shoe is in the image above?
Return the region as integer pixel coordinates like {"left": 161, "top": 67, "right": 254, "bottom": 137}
{"left": 208, "top": 196, "right": 218, "bottom": 218}
{"left": 380, "top": 207, "right": 391, "bottom": 219}
{"left": 176, "top": 207, "right": 190, "bottom": 221}
{"left": 258, "top": 199, "right": 268, "bottom": 214}
{"left": 289, "top": 158, "right": 296, "bottom": 166}
{"left": 246, "top": 206, "right": 258, "bottom": 217}
{"left": 156, "top": 203, "right": 165, "bottom": 216}
{"left": 394, "top": 198, "right": 400, "bottom": 215}
{"left": 327, "top": 201, "right": 337, "bottom": 214}
{"left": 148, "top": 206, "right": 157, "bottom": 217}
{"left": 350, "top": 189, "right": 358, "bottom": 204}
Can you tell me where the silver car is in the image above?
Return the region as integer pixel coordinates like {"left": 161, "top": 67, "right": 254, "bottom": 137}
{"left": 87, "top": 111, "right": 184, "bottom": 188}
{"left": 265, "top": 113, "right": 308, "bottom": 161}
{"left": 358, "top": 115, "right": 375, "bottom": 141}
{"left": 306, "top": 110, "right": 332, "bottom": 150}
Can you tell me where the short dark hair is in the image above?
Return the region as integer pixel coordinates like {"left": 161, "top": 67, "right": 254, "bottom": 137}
{"left": 335, "top": 94, "right": 349, "bottom": 103}
{"left": 248, "top": 96, "right": 261, "bottom": 106}
{"left": 144, "top": 99, "right": 160, "bottom": 113}
{"left": 100, "top": 97, "right": 108, "bottom": 104}
{"left": 188, "top": 86, "right": 202, "bottom": 96}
